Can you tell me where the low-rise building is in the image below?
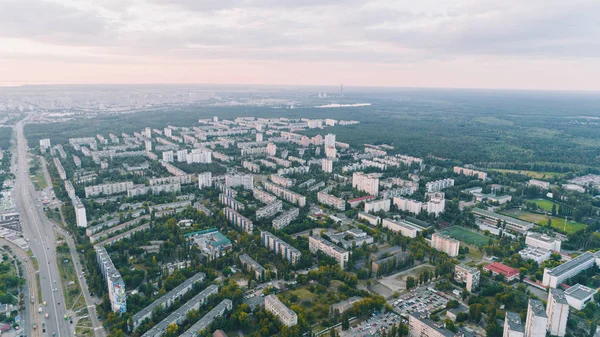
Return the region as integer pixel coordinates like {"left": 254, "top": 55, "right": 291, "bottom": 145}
{"left": 564, "top": 283, "right": 596, "bottom": 310}
{"left": 358, "top": 212, "right": 381, "bottom": 226}
{"left": 526, "top": 232, "right": 562, "bottom": 251}
{"left": 542, "top": 251, "right": 600, "bottom": 288}
{"left": 239, "top": 254, "right": 266, "bottom": 280}
{"left": 187, "top": 228, "right": 232, "bottom": 260}
{"left": 327, "top": 228, "right": 374, "bottom": 249}
{"left": 519, "top": 247, "right": 552, "bottom": 264}
{"left": 264, "top": 295, "right": 297, "bottom": 327}
{"left": 484, "top": 262, "right": 519, "bottom": 282}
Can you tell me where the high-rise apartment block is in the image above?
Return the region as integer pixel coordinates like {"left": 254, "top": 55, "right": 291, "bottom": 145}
{"left": 352, "top": 172, "right": 380, "bottom": 196}
{"left": 546, "top": 289, "right": 569, "bottom": 337}
{"left": 524, "top": 299, "right": 548, "bottom": 337}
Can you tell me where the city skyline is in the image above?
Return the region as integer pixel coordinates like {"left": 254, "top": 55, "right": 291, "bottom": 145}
{"left": 1, "top": 0, "right": 599, "bottom": 91}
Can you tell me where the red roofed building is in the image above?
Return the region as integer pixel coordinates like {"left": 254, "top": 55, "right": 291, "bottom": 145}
{"left": 484, "top": 262, "right": 519, "bottom": 282}
{"left": 348, "top": 195, "right": 376, "bottom": 208}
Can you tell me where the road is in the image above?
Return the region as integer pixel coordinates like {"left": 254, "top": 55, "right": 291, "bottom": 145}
{"left": 54, "top": 226, "right": 106, "bottom": 337}
{"left": 13, "top": 120, "right": 72, "bottom": 337}
{"left": 0, "top": 238, "right": 42, "bottom": 337}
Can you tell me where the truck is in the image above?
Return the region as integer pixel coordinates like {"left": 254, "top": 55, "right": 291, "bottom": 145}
{"left": 38, "top": 307, "right": 42, "bottom": 313}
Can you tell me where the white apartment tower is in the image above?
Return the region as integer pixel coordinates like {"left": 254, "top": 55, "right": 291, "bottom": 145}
{"left": 198, "top": 172, "right": 212, "bottom": 189}
{"left": 352, "top": 172, "right": 379, "bottom": 196}
{"left": 162, "top": 151, "right": 174, "bottom": 162}
{"left": 256, "top": 133, "right": 263, "bottom": 142}
{"left": 324, "top": 134, "right": 336, "bottom": 148}
{"left": 546, "top": 289, "right": 569, "bottom": 337}
{"left": 322, "top": 158, "right": 333, "bottom": 173}
{"left": 504, "top": 311, "right": 525, "bottom": 337}
{"left": 524, "top": 299, "right": 548, "bottom": 337}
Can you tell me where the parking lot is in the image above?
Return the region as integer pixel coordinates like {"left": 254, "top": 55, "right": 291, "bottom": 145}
{"left": 340, "top": 312, "right": 402, "bottom": 337}
{"left": 391, "top": 286, "right": 449, "bottom": 315}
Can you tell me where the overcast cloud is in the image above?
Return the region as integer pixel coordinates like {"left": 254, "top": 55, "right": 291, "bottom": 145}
{"left": 0, "top": 0, "right": 599, "bottom": 89}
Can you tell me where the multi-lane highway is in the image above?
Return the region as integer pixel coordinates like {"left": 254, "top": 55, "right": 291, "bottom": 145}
{"left": 14, "top": 120, "right": 72, "bottom": 337}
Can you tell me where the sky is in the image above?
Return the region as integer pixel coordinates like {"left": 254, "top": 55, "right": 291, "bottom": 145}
{"left": 0, "top": 0, "right": 599, "bottom": 90}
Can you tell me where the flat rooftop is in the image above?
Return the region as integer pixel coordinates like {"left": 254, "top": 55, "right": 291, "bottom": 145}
{"left": 565, "top": 283, "right": 595, "bottom": 300}
{"left": 546, "top": 251, "right": 598, "bottom": 277}
{"left": 505, "top": 311, "right": 524, "bottom": 332}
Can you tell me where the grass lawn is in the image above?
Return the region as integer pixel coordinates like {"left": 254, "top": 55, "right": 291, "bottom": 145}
{"left": 532, "top": 199, "right": 558, "bottom": 212}
{"left": 440, "top": 226, "right": 491, "bottom": 248}
{"left": 56, "top": 244, "right": 86, "bottom": 312}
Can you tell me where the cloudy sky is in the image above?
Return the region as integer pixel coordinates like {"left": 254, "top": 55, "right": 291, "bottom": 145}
{"left": 1, "top": 0, "right": 599, "bottom": 90}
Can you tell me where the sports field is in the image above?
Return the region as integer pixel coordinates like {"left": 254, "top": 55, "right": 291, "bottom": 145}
{"left": 500, "top": 208, "right": 587, "bottom": 234}
{"left": 531, "top": 199, "right": 558, "bottom": 212}
{"left": 440, "top": 226, "right": 491, "bottom": 248}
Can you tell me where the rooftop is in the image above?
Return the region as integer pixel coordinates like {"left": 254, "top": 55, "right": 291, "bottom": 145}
{"left": 472, "top": 208, "right": 534, "bottom": 229}
{"left": 529, "top": 299, "right": 547, "bottom": 317}
{"left": 505, "top": 311, "right": 524, "bottom": 332}
{"left": 410, "top": 311, "right": 458, "bottom": 337}
{"left": 484, "top": 262, "right": 519, "bottom": 278}
{"left": 550, "top": 289, "right": 568, "bottom": 304}
{"left": 547, "top": 251, "right": 599, "bottom": 277}
{"left": 527, "top": 232, "right": 561, "bottom": 243}
{"left": 565, "top": 283, "right": 596, "bottom": 301}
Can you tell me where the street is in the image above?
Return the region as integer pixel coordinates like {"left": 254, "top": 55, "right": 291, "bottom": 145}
{"left": 13, "top": 121, "right": 72, "bottom": 337}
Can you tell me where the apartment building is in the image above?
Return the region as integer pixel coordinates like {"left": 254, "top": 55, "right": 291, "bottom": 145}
{"left": 272, "top": 208, "right": 300, "bottom": 230}
{"left": 324, "top": 134, "right": 336, "bottom": 148}
{"left": 524, "top": 299, "right": 548, "bottom": 337}
{"left": 263, "top": 181, "right": 306, "bottom": 207}
{"left": 364, "top": 199, "right": 390, "bottom": 213}
{"left": 453, "top": 166, "right": 487, "bottom": 180}
{"left": 261, "top": 231, "right": 301, "bottom": 265}
{"left": 223, "top": 207, "right": 254, "bottom": 233}
{"left": 96, "top": 247, "right": 126, "bottom": 313}
{"left": 198, "top": 172, "right": 212, "bottom": 189}
{"left": 503, "top": 311, "right": 525, "bottom": 337}
{"left": 325, "top": 146, "right": 337, "bottom": 158}
{"left": 317, "top": 191, "right": 345, "bottom": 210}
{"left": 352, "top": 172, "right": 380, "bottom": 196}
{"left": 408, "top": 311, "right": 459, "bottom": 337}
{"left": 243, "top": 160, "right": 261, "bottom": 173}
{"left": 270, "top": 174, "right": 295, "bottom": 188}
{"left": 253, "top": 188, "right": 277, "bottom": 204}
{"left": 149, "top": 174, "right": 193, "bottom": 186}
{"left": 256, "top": 200, "right": 283, "bottom": 219}
{"left": 381, "top": 218, "right": 423, "bottom": 238}
{"left": 54, "top": 157, "right": 67, "bottom": 180}
{"left": 431, "top": 233, "right": 460, "bottom": 257}
{"left": 219, "top": 193, "right": 245, "bottom": 211}
{"left": 73, "top": 197, "right": 88, "bottom": 228}
{"left": 454, "top": 264, "right": 480, "bottom": 292}
{"left": 546, "top": 289, "right": 569, "bottom": 337}
{"left": 239, "top": 254, "right": 266, "bottom": 280}
{"left": 426, "top": 178, "right": 455, "bottom": 192}
{"left": 140, "top": 285, "right": 219, "bottom": 337}
{"left": 84, "top": 181, "right": 134, "bottom": 198}
{"left": 179, "top": 300, "right": 233, "bottom": 337}
{"left": 162, "top": 150, "right": 174, "bottom": 162}
{"left": 264, "top": 295, "right": 297, "bottom": 327}
{"left": 309, "top": 236, "right": 349, "bottom": 269}
{"left": 225, "top": 173, "right": 254, "bottom": 190}
{"left": 322, "top": 158, "right": 333, "bottom": 173}
{"left": 132, "top": 272, "right": 206, "bottom": 329}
